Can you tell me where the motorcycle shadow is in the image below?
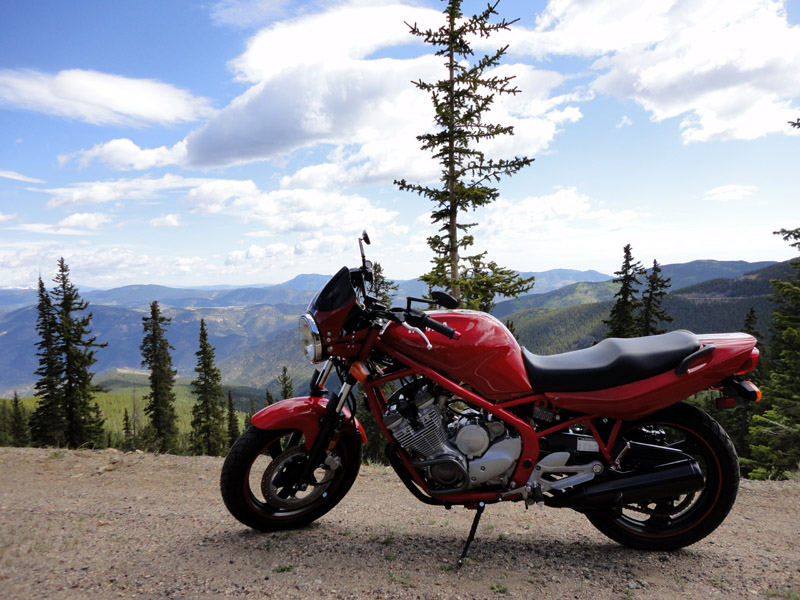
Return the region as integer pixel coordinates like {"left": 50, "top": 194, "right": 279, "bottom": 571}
{"left": 205, "top": 517, "right": 707, "bottom": 575}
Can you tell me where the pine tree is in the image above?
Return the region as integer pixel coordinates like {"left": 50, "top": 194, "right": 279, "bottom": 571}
{"left": 638, "top": 259, "right": 672, "bottom": 336}
{"left": 604, "top": 244, "right": 645, "bottom": 338}
{"left": 140, "top": 301, "right": 178, "bottom": 453}
{"left": 370, "top": 262, "right": 399, "bottom": 307}
{"left": 226, "top": 390, "right": 240, "bottom": 448}
{"left": 395, "top": 0, "right": 534, "bottom": 308}
{"left": 122, "top": 408, "right": 133, "bottom": 451}
{"left": 30, "top": 275, "right": 66, "bottom": 447}
{"left": 10, "top": 392, "right": 30, "bottom": 447}
{"left": 189, "top": 319, "right": 226, "bottom": 456}
{"left": 0, "top": 399, "right": 8, "bottom": 446}
{"left": 265, "top": 389, "right": 276, "bottom": 407}
{"left": 277, "top": 366, "right": 294, "bottom": 400}
{"left": 51, "top": 258, "right": 106, "bottom": 448}
{"left": 244, "top": 397, "right": 257, "bottom": 429}
{"left": 30, "top": 261, "right": 106, "bottom": 448}
{"left": 747, "top": 228, "right": 800, "bottom": 478}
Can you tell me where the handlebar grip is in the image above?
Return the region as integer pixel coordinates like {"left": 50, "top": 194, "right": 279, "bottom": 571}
{"left": 422, "top": 314, "right": 460, "bottom": 340}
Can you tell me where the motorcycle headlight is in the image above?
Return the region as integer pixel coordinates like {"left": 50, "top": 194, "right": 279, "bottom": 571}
{"left": 298, "top": 314, "right": 324, "bottom": 364}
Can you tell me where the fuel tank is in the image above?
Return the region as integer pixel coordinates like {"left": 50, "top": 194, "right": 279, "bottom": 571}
{"left": 380, "top": 310, "right": 532, "bottom": 401}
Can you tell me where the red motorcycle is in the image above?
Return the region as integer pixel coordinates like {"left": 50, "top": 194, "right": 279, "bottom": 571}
{"left": 221, "top": 232, "right": 761, "bottom": 562}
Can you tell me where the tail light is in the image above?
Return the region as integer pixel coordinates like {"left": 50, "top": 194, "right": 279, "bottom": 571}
{"left": 735, "top": 347, "right": 760, "bottom": 375}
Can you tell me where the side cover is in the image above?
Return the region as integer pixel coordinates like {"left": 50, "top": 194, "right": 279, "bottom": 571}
{"left": 250, "top": 397, "right": 367, "bottom": 449}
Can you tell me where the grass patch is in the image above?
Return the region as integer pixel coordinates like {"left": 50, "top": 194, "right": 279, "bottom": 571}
{"left": 273, "top": 564, "right": 295, "bottom": 573}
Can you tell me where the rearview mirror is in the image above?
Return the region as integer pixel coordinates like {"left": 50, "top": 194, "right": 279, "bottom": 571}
{"left": 431, "top": 291, "right": 459, "bottom": 310}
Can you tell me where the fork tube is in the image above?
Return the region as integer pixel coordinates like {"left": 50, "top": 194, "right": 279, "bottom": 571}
{"left": 294, "top": 374, "right": 357, "bottom": 490}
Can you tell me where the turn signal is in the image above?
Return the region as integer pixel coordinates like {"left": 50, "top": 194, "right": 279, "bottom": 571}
{"left": 718, "top": 378, "right": 761, "bottom": 408}
{"left": 349, "top": 361, "right": 370, "bottom": 383}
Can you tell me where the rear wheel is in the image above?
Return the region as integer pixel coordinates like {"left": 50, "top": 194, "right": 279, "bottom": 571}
{"left": 220, "top": 425, "right": 361, "bottom": 531}
{"left": 586, "top": 402, "right": 739, "bottom": 550}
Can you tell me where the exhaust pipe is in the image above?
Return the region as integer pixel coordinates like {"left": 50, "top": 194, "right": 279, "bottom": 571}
{"left": 547, "top": 459, "right": 704, "bottom": 510}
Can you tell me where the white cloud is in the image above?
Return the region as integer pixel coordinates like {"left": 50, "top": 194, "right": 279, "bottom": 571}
{"left": 0, "top": 212, "right": 17, "bottom": 223}
{"left": 0, "top": 169, "right": 44, "bottom": 183}
{"left": 184, "top": 55, "right": 438, "bottom": 169}
{"left": 36, "top": 174, "right": 210, "bottom": 207}
{"left": 33, "top": 171, "right": 398, "bottom": 253}
{"left": 184, "top": 1, "right": 581, "bottom": 176}
{"left": 70, "top": 2, "right": 586, "bottom": 178}
{"left": 227, "top": 2, "right": 436, "bottom": 83}
{"left": 13, "top": 224, "right": 93, "bottom": 236}
{"left": 616, "top": 115, "right": 633, "bottom": 128}
{"left": 60, "top": 139, "right": 188, "bottom": 170}
{"left": 467, "top": 187, "right": 643, "bottom": 270}
{"left": 149, "top": 214, "right": 182, "bottom": 227}
{"left": 703, "top": 184, "right": 758, "bottom": 201}
{"left": 9, "top": 212, "right": 111, "bottom": 236}
{"left": 0, "top": 68, "right": 213, "bottom": 126}
{"left": 58, "top": 212, "right": 111, "bottom": 229}
{"left": 530, "top": 0, "right": 800, "bottom": 142}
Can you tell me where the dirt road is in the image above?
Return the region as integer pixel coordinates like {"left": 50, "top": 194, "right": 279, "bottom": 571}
{"left": 0, "top": 447, "right": 798, "bottom": 599}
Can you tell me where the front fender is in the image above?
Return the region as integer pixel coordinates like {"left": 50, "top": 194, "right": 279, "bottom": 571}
{"left": 250, "top": 396, "right": 367, "bottom": 450}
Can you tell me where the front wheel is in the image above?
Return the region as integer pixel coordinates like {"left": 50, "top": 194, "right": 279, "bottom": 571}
{"left": 220, "top": 426, "right": 361, "bottom": 531}
{"left": 586, "top": 402, "right": 739, "bottom": 550}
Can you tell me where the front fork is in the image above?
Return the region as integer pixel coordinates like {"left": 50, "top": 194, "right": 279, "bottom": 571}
{"left": 294, "top": 361, "right": 356, "bottom": 491}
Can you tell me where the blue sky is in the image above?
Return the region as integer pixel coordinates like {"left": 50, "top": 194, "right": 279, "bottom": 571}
{"left": 1, "top": 0, "right": 798, "bottom": 289}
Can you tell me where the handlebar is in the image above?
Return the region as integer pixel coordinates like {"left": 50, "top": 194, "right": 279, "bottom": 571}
{"left": 404, "top": 308, "right": 461, "bottom": 340}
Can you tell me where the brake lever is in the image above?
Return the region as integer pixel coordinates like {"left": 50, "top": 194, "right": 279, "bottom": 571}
{"left": 401, "top": 321, "right": 432, "bottom": 350}
{"left": 375, "top": 309, "right": 433, "bottom": 349}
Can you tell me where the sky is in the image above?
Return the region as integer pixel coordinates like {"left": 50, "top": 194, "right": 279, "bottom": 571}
{"left": 1, "top": 0, "right": 798, "bottom": 290}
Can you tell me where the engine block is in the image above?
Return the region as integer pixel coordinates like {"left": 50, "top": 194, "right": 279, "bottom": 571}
{"left": 383, "top": 383, "right": 522, "bottom": 489}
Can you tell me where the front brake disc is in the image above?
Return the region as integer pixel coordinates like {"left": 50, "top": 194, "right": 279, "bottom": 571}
{"left": 261, "top": 446, "right": 334, "bottom": 510}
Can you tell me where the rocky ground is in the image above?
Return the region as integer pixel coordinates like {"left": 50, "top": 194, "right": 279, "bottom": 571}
{"left": 0, "top": 447, "right": 798, "bottom": 599}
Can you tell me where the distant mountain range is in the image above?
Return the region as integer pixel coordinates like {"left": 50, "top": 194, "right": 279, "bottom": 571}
{"left": 0, "top": 259, "right": 786, "bottom": 395}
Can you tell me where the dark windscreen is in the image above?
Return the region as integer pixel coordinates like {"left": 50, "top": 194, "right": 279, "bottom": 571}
{"left": 310, "top": 267, "right": 355, "bottom": 312}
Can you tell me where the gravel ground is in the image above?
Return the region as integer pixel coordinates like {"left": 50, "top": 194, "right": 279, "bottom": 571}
{"left": 0, "top": 447, "right": 798, "bottom": 600}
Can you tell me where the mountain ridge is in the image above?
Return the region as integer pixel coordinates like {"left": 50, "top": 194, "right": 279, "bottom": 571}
{"left": 0, "top": 259, "right": 786, "bottom": 395}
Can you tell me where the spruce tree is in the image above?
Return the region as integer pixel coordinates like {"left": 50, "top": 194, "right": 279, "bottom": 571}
{"left": 122, "top": 408, "right": 133, "bottom": 451}
{"left": 10, "top": 392, "right": 30, "bottom": 447}
{"left": 265, "top": 389, "right": 276, "bottom": 407}
{"left": 746, "top": 228, "right": 800, "bottom": 478}
{"left": 226, "top": 391, "right": 240, "bottom": 447}
{"left": 638, "top": 259, "right": 672, "bottom": 336}
{"left": 140, "top": 301, "right": 178, "bottom": 453}
{"left": 395, "top": 0, "right": 534, "bottom": 308}
{"left": 189, "top": 320, "right": 226, "bottom": 456}
{"left": 277, "top": 366, "right": 294, "bottom": 400}
{"left": 30, "top": 261, "right": 105, "bottom": 448}
{"left": 51, "top": 258, "right": 106, "bottom": 447}
{"left": 0, "top": 399, "right": 8, "bottom": 446}
{"left": 370, "top": 262, "right": 399, "bottom": 307}
{"left": 30, "top": 275, "right": 66, "bottom": 447}
{"left": 244, "top": 397, "right": 257, "bottom": 429}
{"left": 604, "top": 244, "right": 645, "bottom": 338}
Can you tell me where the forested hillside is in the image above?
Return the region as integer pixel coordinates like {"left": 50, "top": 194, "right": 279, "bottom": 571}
{"left": 507, "top": 260, "right": 791, "bottom": 355}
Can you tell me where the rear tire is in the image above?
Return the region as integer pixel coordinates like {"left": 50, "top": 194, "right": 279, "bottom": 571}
{"left": 220, "top": 425, "right": 361, "bottom": 531}
{"left": 586, "top": 402, "right": 739, "bottom": 550}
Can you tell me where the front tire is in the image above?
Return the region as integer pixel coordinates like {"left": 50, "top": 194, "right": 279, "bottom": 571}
{"left": 586, "top": 402, "right": 739, "bottom": 550}
{"left": 220, "top": 425, "right": 361, "bottom": 531}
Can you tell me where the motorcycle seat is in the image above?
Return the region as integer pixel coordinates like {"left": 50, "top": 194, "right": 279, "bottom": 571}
{"left": 522, "top": 330, "right": 701, "bottom": 393}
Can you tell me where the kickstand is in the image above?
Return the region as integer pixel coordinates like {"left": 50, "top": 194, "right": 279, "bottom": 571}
{"left": 457, "top": 502, "right": 485, "bottom": 568}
